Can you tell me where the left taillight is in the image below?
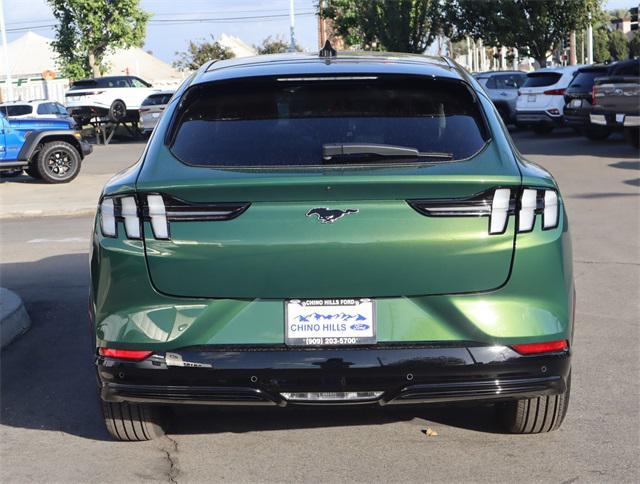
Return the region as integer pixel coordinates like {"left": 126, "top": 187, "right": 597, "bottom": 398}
{"left": 99, "top": 195, "right": 141, "bottom": 239}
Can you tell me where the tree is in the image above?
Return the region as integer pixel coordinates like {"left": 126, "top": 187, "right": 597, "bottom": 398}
{"left": 48, "top": 0, "right": 150, "bottom": 79}
{"left": 449, "top": 0, "right": 602, "bottom": 68}
{"left": 254, "top": 36, "right": 301, "bottom": 54}
{"left": 318, "top": 0, "right": 449, "bottom": 53}
{"left": 173, "top": 36, "right": 235, "bottom": 71}
{"left": 630, "top": 32, "right": 640, "bottom": 58}
{"left": 593, "top": 26, "right": 611, "bottom": 62}
{"left": 608, "top": 30, "right": 629, "bottom": 60}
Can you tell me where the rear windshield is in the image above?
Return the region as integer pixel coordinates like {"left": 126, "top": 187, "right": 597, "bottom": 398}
{"left": 169, "top": 76, "right": 488, "bottom": 167}
{"left": 523, "top": 72, "right": 562, "bottom": 88}
{"left": 1, "top": 105, "right": 33, "bottom": 116}
{"left": 569, "top": 69, "right": 608, "bottom": 89}
{"left": 486, "top": 73, "right": 526, "bottom": 89}
{"left": 142, "top": 93, "right": 173, "bottom": 106}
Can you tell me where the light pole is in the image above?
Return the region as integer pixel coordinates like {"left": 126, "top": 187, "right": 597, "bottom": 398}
{"left": 289, "top": 0, "right": 297, "bottom": 52}
{"left": 587, "top": 12, "right": 593, "bottom": 64}
{"left": 0, "top": 0, "right": 12, "bottom": 102}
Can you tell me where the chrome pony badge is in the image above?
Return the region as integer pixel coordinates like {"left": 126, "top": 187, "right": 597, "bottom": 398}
{"left": 306, "top": 207, "right": 359, "bottom": 223}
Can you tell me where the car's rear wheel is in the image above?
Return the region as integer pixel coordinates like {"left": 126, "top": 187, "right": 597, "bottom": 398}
{"left": 499, "top": 372, "right": 571, "bottom": 433}
{"left": 101, "top": 400, "right": 168, "bottom": 441}
{"left": 109, "top": 100, "right": 127, "bottom": 122}
{"left": 532, "top": 124, "right": 554, "bottom": 135}
{"left": 35, "top": 141, "right": 81, "bottom": 183}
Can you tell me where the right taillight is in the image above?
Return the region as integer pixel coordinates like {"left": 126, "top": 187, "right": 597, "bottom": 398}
{"left": 408, "top": 187, "right": 560, "bottom": 235}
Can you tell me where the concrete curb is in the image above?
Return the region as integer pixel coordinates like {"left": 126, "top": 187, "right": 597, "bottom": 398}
{"left": 0, "top": 288, "right": 31, "bottom": 348}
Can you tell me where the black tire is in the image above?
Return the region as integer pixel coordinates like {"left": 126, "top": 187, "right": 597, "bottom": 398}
{"left": 35, "top": 141, "right": 81, "bottom": 183}
{"left": 25, "top": 165, "right": 42, "bottom": 179}
{"left": 532, "top": 124, "right": 554, "bottom": 135}
{"left": 101, "top": 400, "right": 168, "bottom": 441}
{"left": 499, "top": 372, "right": 571, "bottom": 434}
{"left": 585, "top": 126, "right": 611, "bottom": 141}
{"left": 109, "top": 99, "right": 127, "bottom": 122}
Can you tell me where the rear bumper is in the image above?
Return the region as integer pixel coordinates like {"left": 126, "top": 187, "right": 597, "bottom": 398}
{"left": 516, "top": 110, "right": 564, "bottom": 126}
{"left": 98, "top": 345, "right": 570, "bottom": 406}
{"left": 590, "top": 112, "right": 640, "bottom": 128}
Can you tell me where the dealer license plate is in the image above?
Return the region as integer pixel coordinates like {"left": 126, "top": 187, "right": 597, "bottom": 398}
{"left": 616, "top": 114, "right": 625, "bottom": 124}
{"left": 527, "top": 95, "right": 536, "bottom": 102}
{"left": 285, "top": 298, "right": 376, "bottom": 346}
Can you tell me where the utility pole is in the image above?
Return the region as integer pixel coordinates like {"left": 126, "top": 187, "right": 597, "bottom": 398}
{"left": 569, "top": 31, "right": 577, "bottom": 65}
{"left": 289, "top": 0, "right": 297, "bottom": 52}
{"left": 587, "top": 12, "right": 593, "bottom": 64}
{"left": 0, "top": 0, "right": 12, "bottom": 102}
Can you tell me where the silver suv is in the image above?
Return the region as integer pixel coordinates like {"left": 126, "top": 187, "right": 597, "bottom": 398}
{"left": 475, "top": 71, "right": 527, "bottom": 125}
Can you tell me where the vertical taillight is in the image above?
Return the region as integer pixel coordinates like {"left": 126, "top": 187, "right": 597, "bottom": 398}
{"left": 147, "top": 195, "right": 169, "bottom": 239}
{"left": 518, "top": 189, "right": 538, "bottom": 232}
{"left": 591, "top": 85, "right": 597, "bottom": 105}
{"left": 489, "top": 189, "right": 511, "bottom": 234}
{"left": 543, "top": 190, "right": 559, "bottom": 229}
{"left": 120, "top": 196, "right": 141, "bottom": 239}
{"left": 99, "top": 198, "right": 116, "bottom": 237}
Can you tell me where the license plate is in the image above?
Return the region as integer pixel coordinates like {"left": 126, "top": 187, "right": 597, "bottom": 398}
{"left": 285, "top": 298, "right": 376, "bottom": 346}
{"left": 527, "top": 95, "right": 536, "bottom": 102}
{"left": 616, "top": 114, "right": 625, "bottom": 123}
{"left": 151, "top": 112, "right": 160, "bottom": 118}
{"left": 570, "top": 99, "right": 582, "bottom": 108}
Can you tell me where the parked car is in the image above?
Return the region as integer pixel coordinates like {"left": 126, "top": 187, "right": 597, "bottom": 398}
{"left": 563, "top": 64, "right": 614, "bottom": 140}
{"left": 1, "top": 100, "right": 76, "bottom": 127}
{"left": 0, "top": 112, "right": 92, "bottom": 183}
{"left": 91, "top": 50, "right": 573, "bottom": 441}
{"left": 139, "top": 90, "right": 174, "bottom": 134}
{"left": 474, "top": 71, "right": 527, "bottom": 124}
{"left": 65, "top": 75, "right": 159, "bottom": 126}
{"left": 590, "top": 59, "right": 640, "bottom": 148}
{"left": 516, "top": 65, "right": 582, "bottom": 134}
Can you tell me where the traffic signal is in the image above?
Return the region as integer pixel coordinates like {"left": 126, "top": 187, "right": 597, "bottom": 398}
{"left": 631, "top": 6, "right": 639, "bottom": 31}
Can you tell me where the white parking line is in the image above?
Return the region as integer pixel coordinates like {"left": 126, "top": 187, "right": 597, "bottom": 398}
{"left": 27, "top": 238, "right": 89, "bottom": 244}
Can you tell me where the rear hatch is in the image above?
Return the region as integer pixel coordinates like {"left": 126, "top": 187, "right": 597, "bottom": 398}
{"left": 518, "top": 71, "right": 564, "bottom": 110}
{"left": 564, "top": 68, "right": 609, "bottom": 111}
{"left": 139, "top": 75, "right": 520, "bottom": 299}
{"left": 593, "top": 60, "right": 640, "bottom": 114}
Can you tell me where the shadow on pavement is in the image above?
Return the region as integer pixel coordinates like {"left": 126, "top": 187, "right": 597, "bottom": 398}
{"left": 0, "top": 253, "right": 506, "bottom": 442}
{"left": 609, "top": 160, "right": 640, "bottom": 171}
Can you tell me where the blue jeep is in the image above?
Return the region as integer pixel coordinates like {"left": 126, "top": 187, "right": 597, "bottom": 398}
{"left": 0, "top": 112, "right": 92, "bottom": 183}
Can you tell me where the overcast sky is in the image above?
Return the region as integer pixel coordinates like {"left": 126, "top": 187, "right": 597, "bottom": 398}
{"left": 3, "top": 0, "right": 636, "bottom": 64}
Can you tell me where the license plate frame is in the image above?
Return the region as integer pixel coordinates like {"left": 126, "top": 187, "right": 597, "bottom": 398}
{"left": 285, "top": 298, "right": 376, "bottom": 346}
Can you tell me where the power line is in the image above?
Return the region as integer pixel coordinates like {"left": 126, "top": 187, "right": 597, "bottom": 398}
{"left": 6, "top": 11, "right": 317, "bottom": 32}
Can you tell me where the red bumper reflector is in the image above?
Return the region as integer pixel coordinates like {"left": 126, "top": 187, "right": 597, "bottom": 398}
{"left": 512, "top": 340, "right": 568, "bottom": 355}
{"left": 99, "top": 348, "right": 153, "bottom": 361}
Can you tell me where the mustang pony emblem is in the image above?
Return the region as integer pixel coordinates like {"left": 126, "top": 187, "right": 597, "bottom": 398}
{"left": 306, "top": 207, "right": 359, "bottom": 223}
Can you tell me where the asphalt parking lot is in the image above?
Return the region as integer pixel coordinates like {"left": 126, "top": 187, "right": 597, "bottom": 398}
{"left": 1, "top": 129, "right": 638, "bottom": 483}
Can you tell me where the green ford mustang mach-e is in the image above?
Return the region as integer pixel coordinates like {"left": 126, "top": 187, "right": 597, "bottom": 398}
{"left": 91, "top": 48, "right": 573, "bottom": 441}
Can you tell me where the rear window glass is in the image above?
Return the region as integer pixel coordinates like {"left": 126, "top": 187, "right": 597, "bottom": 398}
{"left": 70, "top": 77, "right": 131, "bottom": 89}
{"left": 169, "top": 76, "right": 488, "bottom": 167}
{"left": 486, "top": 74, "right": 526, "bottom": 89}
{"left": 142, "top": 94, "right": 173, "bottom": 106}
{"left": 523, "top": 72, "right": 562, "bottom": 88}
{"left": 1, "top": 105, "right": 33, "bottom": 116}
{"left": 569, "top": 70, "right": 608, "bottom": 89}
